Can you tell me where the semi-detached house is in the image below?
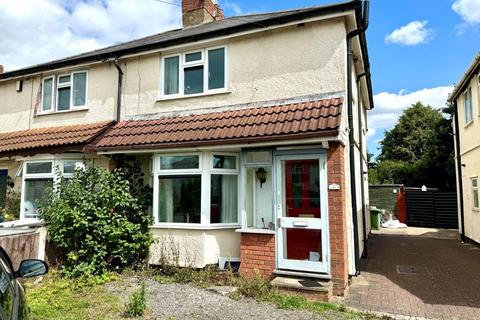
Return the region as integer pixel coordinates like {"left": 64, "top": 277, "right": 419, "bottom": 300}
{"left": 0, "top": 0, "right": 373, "bottom": 298}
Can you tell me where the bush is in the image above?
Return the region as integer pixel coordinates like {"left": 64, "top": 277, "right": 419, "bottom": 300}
{"left": 39, "top": 163, "right": 152, "bottom": 278}
{"left": 0, "top": 188, "right": 21, "bottom": 221}
{"left": 124, "top": 282, "right": 147, "bottom": 317}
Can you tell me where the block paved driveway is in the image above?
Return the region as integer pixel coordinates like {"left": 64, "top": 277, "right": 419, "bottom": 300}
{"left": 345, "top": 228, "right": 480, "bottom": 319}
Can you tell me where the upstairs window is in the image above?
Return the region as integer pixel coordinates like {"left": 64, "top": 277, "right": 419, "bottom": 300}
{"left": 162, "top": 46, "right": 226, "bottom": 97}
{"left": 41, "top": 71, "right": 88, "bottom": 113}
{"left": 472, "top": 177, "right": 479, "bottom": 210}
{"left": 464, "top": 87, "right": 473, "bottom": 125}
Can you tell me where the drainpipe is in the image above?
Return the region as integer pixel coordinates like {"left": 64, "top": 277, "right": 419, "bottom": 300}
{"left": 452, "top": 101, "right": 466, "bottom": 242}
{"left": 357, "top": 72, "right": 368, "bottom": 258}
{"left": 347, "top": 0, "right": 370, "bottom": 275}
{"left": 113, "top": 59, "right": 123, "bottom": 122}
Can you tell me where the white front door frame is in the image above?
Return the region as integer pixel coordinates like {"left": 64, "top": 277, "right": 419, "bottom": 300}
{"left": 274, "top": 151, "right": 330, "bottom": 274}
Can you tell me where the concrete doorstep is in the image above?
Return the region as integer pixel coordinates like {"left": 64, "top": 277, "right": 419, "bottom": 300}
{"left": 270, "top": 276, "right": 333, "bottom": 302}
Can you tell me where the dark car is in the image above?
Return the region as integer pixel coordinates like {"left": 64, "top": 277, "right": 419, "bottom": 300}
{"left": 0, "top": 247, "right": 48, "bottom": 320}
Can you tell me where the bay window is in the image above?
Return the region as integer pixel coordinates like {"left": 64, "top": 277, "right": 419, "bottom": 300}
{"left": 41, "top": 71, "right": 88, "bottom": 113}
{"left": 21, "top": 159, "right": 83, "bottom": 219}
{"left": 161, "top": 46, "right": 226, "bottom": 98}
{"left": 243, "top": 150, "right": 274, "bottom": 230}
{"left": 154, "top": 152, "right": 239, "bottom": 226}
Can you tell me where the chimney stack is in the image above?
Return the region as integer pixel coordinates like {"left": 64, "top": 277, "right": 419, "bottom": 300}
{"left": 182, "top": 0, "right": 224, "bottom": 28}
{"left": 0, "top": 65, "right": 3, "bottom": 74}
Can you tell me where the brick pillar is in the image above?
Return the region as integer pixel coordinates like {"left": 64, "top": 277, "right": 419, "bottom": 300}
{"left": 239, "top": 233, "right": 275, "bottom": 278}
{"left": 327, "top": 143, "right": 349, "bottom": 295}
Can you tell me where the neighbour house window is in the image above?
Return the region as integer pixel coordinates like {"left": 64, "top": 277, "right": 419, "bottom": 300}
{"left": 22, "top": 160, "right": 83, "bottom": 219}
{"left": 162, "top": 46, "right": 226, "bottom": 97}
{"left": 464, "top": 87, "right": 473, "bottom": 124}
{"left": 41, "top": 71, "right": 87, "bottom": 113}
{"left": 154, "top": 152, "right": 239, "bottom": 225}
{"left": 472, "top": 177, "right": 479, "bottom": 210}
{"left": 243, "top": 150, "right": 274, "bottom": 230}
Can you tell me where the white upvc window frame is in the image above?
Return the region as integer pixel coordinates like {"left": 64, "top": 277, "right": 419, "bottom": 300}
{"left": 464, "top": 87, "right": 473, "bottom": 125}
{"left": 39, "top": 70, "right": 88, "bottom": 114}
{"left": 152, "top": 151, "right": 240, "bottom": 228}
{"left": 477, "top": 73, "right": 480, "bottom": 117}
{"left": 20, "top": 158, "right": 84, "bottom": 220}
{"left": 472, "top": 176, "right": 479, "bottom": 210}
{"left": 41, "top": 76, "right": 55, "bottom": 112}
{"left": 160, "top": 45, "right": 228, "bottom": 99}
{"left": 239, "top": 149, "right": 274, "bottom": 231}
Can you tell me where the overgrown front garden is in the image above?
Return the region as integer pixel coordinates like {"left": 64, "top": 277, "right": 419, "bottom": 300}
{"left": 24, "top": 156, "right": 389, "bottom": 319}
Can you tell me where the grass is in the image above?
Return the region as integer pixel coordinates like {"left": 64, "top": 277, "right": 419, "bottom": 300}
{"left": 23, "top": 271, "right": 123, "bottom": 320}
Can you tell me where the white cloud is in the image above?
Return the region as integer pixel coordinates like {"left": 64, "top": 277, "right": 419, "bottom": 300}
{"left": 452, "top": 0, "right": 480, "bottom": 25}
{"left": 385, "top": 20, "right": 433, "bottom": 46}
{"left": 0, "top": 0, "right": 181, "bottom": 72}
{"left": 368, "top": 86, "right": 453, "bottom": 139}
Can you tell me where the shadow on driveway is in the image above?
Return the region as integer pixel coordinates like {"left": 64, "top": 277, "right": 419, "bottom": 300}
{"left": 345, "top": 229, "right": 480, "bottom": 319}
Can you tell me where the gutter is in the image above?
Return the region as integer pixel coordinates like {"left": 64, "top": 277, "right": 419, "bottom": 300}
{"left": 113, "top": 59, "right": 123, "bottom": 122}
{"left": 452, "top": 101, "right": 466, "bottom": 242}
{"left": 346, "top": 0, "right": 370, "bottom": 275}
{"left": 357, "top": 72, "right": 368, "bottom": 258}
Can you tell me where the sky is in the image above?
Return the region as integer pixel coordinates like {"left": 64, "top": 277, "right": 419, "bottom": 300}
{"left": 0, "top": 0, "right": 479, "bottom": 157}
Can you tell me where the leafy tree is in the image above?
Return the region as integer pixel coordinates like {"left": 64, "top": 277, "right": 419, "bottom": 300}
{"left": 375, "top": 102, "right": 455, "bottom": 190}
{"left": 39, "top": 163, "right": 153, "bottom": 278}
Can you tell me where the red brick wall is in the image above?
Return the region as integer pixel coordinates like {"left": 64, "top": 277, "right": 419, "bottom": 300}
{"left": 239, "top": 143, "right": 348, "bottom": 295}
{"left": 327, "top": 143, "right": 349, "bottom": 295}
{"left": 239, "top": 233, "right": 275, "bottom": 278}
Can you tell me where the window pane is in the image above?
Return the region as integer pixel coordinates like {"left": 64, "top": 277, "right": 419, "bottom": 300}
{"left": 208, "top": 48, "right": 225, "bottom": 90}
{"left": 58, "top": 75, "right": 71, "bottom": 84}
{"left": 42, "top": 78, "right": 53, "bottom": 111}
{"left": 472, "top": 178, "right": 478, "bottom": 188}
{"left": 474, "top": 190, "right": 479, "bottom": 208}
{"left": 245, "top": 151, "right": 272, "bottom": 164}
{"left": 160, "top": 155, "right": 199, "bottom": 170}
{"left": 185, "top": 51, "right": 202, "bottom": 62}
{"left": 184, "top": 66, "right": 204, "bottom": 95}
{"left": 164, "top": 56, "right": 179, "bottom": 95}
{"left": 72, "top": 72, "right": 87, "bottom": 106}
{"left": 159, "top": 175, "right": 201, "bottom": 223}
{"left": 24, "top": 179, "right": 52, "bottom": 218}
{"left": 246, "top": 167, "right": 273, "bottom": 229}
{"left": 213, "top": 155, "right": 236, "bottom": 169}
{"left": 211, "top": 174, "right": 238, "bottom": 223}
{"left": 0, "top": 171, "right": 7, "bottom": 209}
{"left": 26, "top": 162, "right": 52, "bottom": 174}
{"left": 63, "top": 161, "right": 83, "bottom": 174}
{"left": 465, "top": 88, "right": 472, "bottom": 123}
{"left": 58, "top": 87, "right": 71, "bottom": 111}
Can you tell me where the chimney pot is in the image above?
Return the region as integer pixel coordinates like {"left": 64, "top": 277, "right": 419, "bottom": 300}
{"left": 182, "top": 0, "right": 224, "bottom": 28}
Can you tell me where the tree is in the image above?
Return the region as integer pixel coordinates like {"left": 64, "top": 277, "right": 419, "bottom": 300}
{"left": 375, "top": 102, "right": 455, "bottom": 190}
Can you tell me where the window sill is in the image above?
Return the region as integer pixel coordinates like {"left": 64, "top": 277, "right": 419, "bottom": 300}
{"left": 35, "top": 107, "right": 89, "bottom": 117}
{"left": 157, "top": 89, "right": 231, "bottom": 102}
{"left": 149, "top": 223, "right": 240, "bottom": 230}
{"left": 235, "top": 228, "right": 275, "bottom": 235}
{"left": 464, "top": 120, "right": 474, "bottom": 128}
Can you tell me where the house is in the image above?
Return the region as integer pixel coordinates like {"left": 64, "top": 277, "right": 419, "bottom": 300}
{"left": 0, "top": 0, "right": 373, "bottom": 298}
{"left": 449, "top": 51, "right": 480, "bottom": 245}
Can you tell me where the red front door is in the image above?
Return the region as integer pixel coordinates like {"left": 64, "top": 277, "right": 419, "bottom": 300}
{"left": 284, "top": 159, "right": 322, "bottom": 260}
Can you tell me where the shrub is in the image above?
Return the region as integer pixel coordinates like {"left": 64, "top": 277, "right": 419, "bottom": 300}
{"left": 0, "top": 188, "right": 21, "bottom": 221}
{"left": 39, "top": 163, "right": 152, "bottom": 278}
{"left": 124, "top": 282, "right": 147, "bottom": 317}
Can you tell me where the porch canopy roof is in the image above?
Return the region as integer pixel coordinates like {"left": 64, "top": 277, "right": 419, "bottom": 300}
{"left": 90, "top": 97, "right": 343, "bottom": 152}
{"left": 0, "top": 121, "right": 114, "bottom": 158}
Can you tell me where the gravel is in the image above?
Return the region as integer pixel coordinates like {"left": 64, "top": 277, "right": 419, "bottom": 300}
{"left": 105, "top": 277, "right": 363, "bottom": 320}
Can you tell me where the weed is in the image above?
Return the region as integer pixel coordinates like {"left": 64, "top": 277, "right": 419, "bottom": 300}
{"left": 124, "top": 282, "right": 147, "bottom": 317}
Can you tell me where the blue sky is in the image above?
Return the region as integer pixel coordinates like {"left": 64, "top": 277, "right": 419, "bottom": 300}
{"left": 1, "top": 0, "right": 479, "bottom": 157}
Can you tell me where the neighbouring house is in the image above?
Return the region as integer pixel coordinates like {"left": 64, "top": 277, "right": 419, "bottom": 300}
{"left": 0, "top": 0, "right": 373, "bottom": 298}
{"left": 449, "top": 51, "right": 480, "bottom": 245}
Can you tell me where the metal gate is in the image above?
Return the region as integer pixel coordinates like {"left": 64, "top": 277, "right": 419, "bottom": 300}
{"left": 405, "top": 188, "right": 458, "bottom": 229}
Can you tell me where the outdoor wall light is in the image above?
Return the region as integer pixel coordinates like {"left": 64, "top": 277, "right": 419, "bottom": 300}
{"left": 255, "top": 167, "right": 267, "bottom": 188}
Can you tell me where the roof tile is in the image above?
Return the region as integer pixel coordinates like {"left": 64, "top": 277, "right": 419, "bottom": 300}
{"left": 0, "top": 121, "right": 114, "bottom": 156}
{"left": 92, "top": 98, "right": 343, "bottom": 151}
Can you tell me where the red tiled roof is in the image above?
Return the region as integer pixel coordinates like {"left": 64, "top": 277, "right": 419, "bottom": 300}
{"left": 0, "top": 121, "right": 114, "bottom": 156}
{"left": 92, "top": 98, "right": 343, "bottom": 151}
